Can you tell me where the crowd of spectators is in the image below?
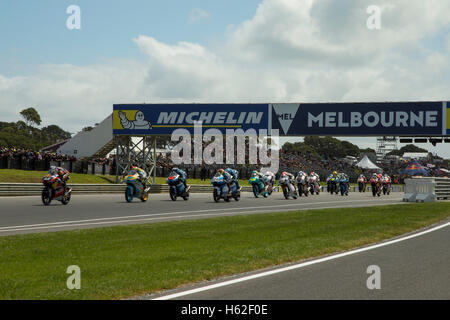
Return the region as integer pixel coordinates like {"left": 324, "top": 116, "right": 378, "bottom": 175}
{"left": 1, "top": 145, "right": 448, "bottom": 182}
{"left": 0, "top": 146, "right": 76, "bottom": 162}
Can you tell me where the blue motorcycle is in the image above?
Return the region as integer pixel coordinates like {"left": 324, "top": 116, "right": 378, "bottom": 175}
{"left": 249, "top": 174, "right": 268, "bottom": 198}
{"left": 339, "top": 176, "right": 350, "bottom": 196}
{"left": 211, "top": 174, "right": 240, "bottom": 202}
{"left": 167, "top": 172, "right": 190, "bottom": 201}
{"left": 124, "top": 171, "right": 150, "bottom": 203}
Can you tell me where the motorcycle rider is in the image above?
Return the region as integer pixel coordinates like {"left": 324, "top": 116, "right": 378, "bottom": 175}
{"left": 310, "top": 171, "right": 320, "bottom": 181}
{"left": 370, "top": 172, "right": 380, "bottom": 193}
{"left": 170, "top": 167, "right": 188, "bottom": 190}
{"left": 263, "top": 170, "right": 276, "bottom": 189}
{"left": 218, "top": 168, "right": 233, "bottom": 194}
{"left": 296, "top": 170, "right": 309, "bottom": 195}
{"left": 308, "top": 171, "right": 320, "bottom": 193}
{"left": 381, "top": 173, "right": 391, "bottom": 193}
{"left": 48, "top": 165, "right": 70, "bottom": 188}
{"left": 357, "top": 174, "right": 367, "bottom": 192}
{"left": 280, "top": 171, "right": 296, "bottom": 195}
{"left": 131, "top": 165, "right": 148, "bottom": 187}
{"left": 339, "top": 172, "right": 350, "bottom": 195}
{"left": 225, "top": 167, "right": 241, "bottom": 191}
{"left": 328, "top": 171, "right": 339, "bottom": 193}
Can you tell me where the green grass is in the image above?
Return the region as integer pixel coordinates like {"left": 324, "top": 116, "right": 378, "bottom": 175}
{"left": 0, "top": 202, "right": 449, "bottom": 300}
{"left": 0, "top": 169, "right": 115, "bottom": 184}
{"left": 153, "top": 177, "right": 250, "bottom": 186}
{"left": 0, "top": 169, "right": 249, "bottom": 185}
{"left": 0, "top": 170, "right": 404, "bottom": 188}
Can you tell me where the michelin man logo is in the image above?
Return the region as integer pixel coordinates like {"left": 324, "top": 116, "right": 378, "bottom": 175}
{"left": 118, "top": 111, "right": 152, "bottom": 130}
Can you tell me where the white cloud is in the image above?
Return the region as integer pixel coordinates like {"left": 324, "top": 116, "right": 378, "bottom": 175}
{"left": 1, "top": 0, "right": 450, "bottom": 157}
{"left": 188, "top": 8, "right": 210, "bottom": 23}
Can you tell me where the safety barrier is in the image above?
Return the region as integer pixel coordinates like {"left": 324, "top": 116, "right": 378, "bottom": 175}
{"left": 435, "top": 178, "right": 450, "bottom": 200}
{"left": 0, "top": 183, "right": 405, "bottom": 197}
{"left": 0, "top": 183, "right": 252, "bottom": 197}
{"left": 402, "top": 178, "right": 450, "bottom": 202}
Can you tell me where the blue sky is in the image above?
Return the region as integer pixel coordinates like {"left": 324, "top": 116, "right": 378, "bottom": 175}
{"left": 0, "top": 0, "right": 261, "bottom": 75}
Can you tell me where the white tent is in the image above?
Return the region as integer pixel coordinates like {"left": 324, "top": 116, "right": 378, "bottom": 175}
{"left": 356, "top": 156, "right": 381, "bottom": 170}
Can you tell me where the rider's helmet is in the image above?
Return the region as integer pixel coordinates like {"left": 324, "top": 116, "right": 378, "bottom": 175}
{"left": 49, "top": 165, "right": 57, "bottom": 174}
{"left": 333, "top": 171, "right": 337, "bottom": 176}
{"left": 218, "top": 168, "right": 225, "bottom": 175}
{"left": 311, "top": 171, "right": 315, "bottom": 176}
{"left": 378, "top": 174, "right": 382, "bottom": 179}
{"left": 252, "top": 170, "right": 259, "bottom": 175}
{"left": 282, "top": 171, "right": 288, "bottom": 176}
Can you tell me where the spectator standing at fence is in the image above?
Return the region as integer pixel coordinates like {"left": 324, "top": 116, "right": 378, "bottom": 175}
{"left": 200, "top": 163, "right": 207, "bottom": 181}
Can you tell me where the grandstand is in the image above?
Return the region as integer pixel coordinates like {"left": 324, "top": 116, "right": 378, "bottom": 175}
{"left": 56, "top": 115, "right": 114, "bottom": 159}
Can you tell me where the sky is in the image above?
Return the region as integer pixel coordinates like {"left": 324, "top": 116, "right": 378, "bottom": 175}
{"left": 0, "top": 0, "right": 450, "bottom": 158}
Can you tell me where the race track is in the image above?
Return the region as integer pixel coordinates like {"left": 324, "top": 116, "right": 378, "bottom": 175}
{"left": 151, "top": 221, "right": 450, "bottom": 300}
{"left": 0, "top": 191, "right": 403, "bottom": 235}
{"left": 2, "top": 190, "right": 449, "bottom": 300}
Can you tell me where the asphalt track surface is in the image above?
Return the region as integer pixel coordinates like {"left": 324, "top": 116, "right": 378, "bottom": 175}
{"left": 150, "top": 220, "right": 450, "bottom": 300}
{"left": 2, "top": 191, "right": 449, "bottom": 299}
{"left": 0, "top": 191, "right": 403, "bottom": 235}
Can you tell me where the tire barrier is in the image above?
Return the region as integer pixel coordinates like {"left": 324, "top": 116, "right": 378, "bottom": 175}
{"left": 403, "top": 178, "right": 450, "bottom": 202}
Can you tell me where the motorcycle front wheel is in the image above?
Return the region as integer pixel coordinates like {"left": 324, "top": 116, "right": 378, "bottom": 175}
{"left": 170, "top": 188, "right": 177, "bottom": 201}
{"left": 282, "top": 187, "right": 289, "bottom": 199}
{"left": 213, "top": 189, "right": 220, "bottom": 202}
{"left": 140, "top": 192, "right": 149, "bottom": 202}
{"left": 125, "top": 185, "right": 134, "bottom": 203}
{"left": 42, "top": 187, "right": 52, "bottom": 206}
{"left": 252, "top": 184, "right": 259, "bottom": 198}
{"left": 61, "top": 190, "right": 71, "bottom": 205}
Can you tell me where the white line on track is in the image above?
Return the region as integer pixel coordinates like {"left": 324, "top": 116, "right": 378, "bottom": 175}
{"left": 0, "top": 198, "right": 401, "bottom": 233}
{"left": 0, "top": 201, "right": 402, "bottom": 233}
{"left": 153, "top": 220, "right": 450, "bottom": 300}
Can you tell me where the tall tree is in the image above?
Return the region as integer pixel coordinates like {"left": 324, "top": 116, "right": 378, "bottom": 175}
{"left": 20, "top": 107, "right": 42, "bottom": 127}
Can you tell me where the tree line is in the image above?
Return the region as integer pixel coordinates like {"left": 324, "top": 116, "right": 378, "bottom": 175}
{"left": 0, "top": 107, "right": 72, "bottom": 150}
{"left": 282, "top": 136, "right": 375, "bottom": 159}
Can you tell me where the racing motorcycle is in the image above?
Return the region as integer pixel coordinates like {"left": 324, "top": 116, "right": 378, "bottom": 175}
{"left": 308, "top": 176, "right": 321, "bottom": 195}
{"left": 296, "top": 174, "right": 310, "bottom": 197}
{"left": 124, "top": 170, "right": 150, "bottom": 202}
{"left": 381, "top": 178, "right": 391, "bottom": 195}
{"left": 339, "top": 175, "right": 350, "bottom": 196}
{"left": 211, "top": 173, "right": 240, "bottom": 202}
{"left": 263, "top": 175, "right": 274, "bottom": 196}
{"left": 249, "top": 173, "right": 268, "bottom": 198}
{"left": 328, "top": 176, "right": 339, "bottom": 195}
{"left": 370, "top": 178, "right": 381, "bottom": 197}
{"left": 357, "top": 176, "right": 367, "bottom": 193}
{"left": 41, "top": 173, "right": 72, "bottom": 205}
{"left": 167, "top": 172, "right": 190, "bottom": 201}
{"left": 279, "top": 176, "right": 298, "bottom": 200}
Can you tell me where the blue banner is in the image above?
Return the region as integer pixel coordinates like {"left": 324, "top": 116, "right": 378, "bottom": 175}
{"left": 270, "top": 102, "right": 445, "bottom": 136}
{"left": 113, "top": 104, "right": 269, "bottom": 135}
{"left": 112, "top": 102, "right": 447, "bottom": 136}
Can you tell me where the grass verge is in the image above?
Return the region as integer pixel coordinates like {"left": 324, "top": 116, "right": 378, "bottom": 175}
{"left": 0, "top": 169, "right": 250, "bottom": 185}
{"left": 1, "top": 202, "right": 449, "bottom": 300}
{"left": 0, "top": 169, "right": 115, "bottom": 184}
